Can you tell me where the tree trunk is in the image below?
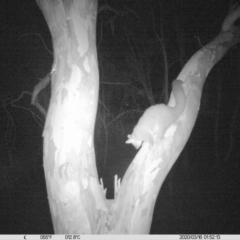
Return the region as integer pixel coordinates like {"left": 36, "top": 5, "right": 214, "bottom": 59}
{"left": 36, "top": 0, "right": 100, "bottom": 234}
{"left": 36, "top": 0, "right": 240, "bottom": 234}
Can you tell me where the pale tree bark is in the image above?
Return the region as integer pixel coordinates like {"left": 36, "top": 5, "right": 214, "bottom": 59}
{"left": 35, "top": 0, "right": 240, "bottom": 234}
{"left": 36, "top": 0, "right": 100, "bottom": 234}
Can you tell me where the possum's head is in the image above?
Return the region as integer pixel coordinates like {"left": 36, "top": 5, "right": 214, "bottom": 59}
{"left": 126, "top": 125, "right": 155, "bottom": 149}
{"left": 125, "top": 134, "right": 143, "bottom": 149}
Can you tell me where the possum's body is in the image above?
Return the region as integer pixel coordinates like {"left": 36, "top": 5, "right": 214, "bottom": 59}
{"left": 126, "top": 80, "right": 186, "bottom": 149}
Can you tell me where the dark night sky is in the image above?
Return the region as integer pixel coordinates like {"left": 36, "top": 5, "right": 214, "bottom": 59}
{"left": 0, "top": 0, "right": 240, "bottom": 235}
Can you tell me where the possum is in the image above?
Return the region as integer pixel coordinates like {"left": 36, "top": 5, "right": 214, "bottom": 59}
{"left": 126, "top": 80, "right": 186, "bottom": 149}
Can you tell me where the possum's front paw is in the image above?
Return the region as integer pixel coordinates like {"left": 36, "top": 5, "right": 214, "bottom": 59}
{"left": 125, "top": 134, "right": 142, "bottom": 149}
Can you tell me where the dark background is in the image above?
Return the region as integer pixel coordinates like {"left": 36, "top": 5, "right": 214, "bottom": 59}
{"left": 0, "top": 0, "right": 240, "bottom": 234}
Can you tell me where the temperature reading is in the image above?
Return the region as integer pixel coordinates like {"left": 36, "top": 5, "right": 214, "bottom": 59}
{"left": 65, "top": 235, "right": 80, "bottom": 239}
